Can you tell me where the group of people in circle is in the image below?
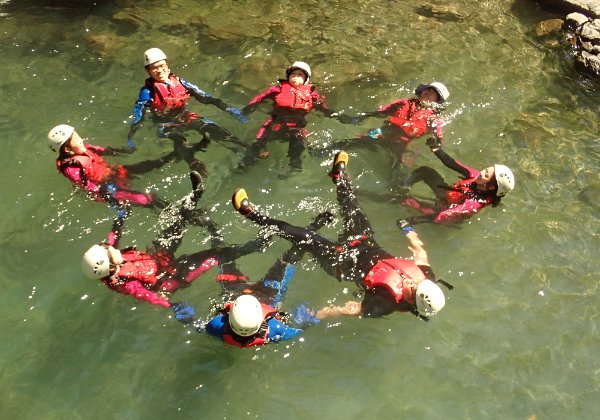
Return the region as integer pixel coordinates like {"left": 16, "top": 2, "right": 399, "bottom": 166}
{"left": 47, "top": 46, "right": 515, "bottom": 348}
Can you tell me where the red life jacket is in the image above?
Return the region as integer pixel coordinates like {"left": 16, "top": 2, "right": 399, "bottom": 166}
{"left": 116, "top": 249, "right": 161, "bottom": 288}
{"left": 222, "top": 302, "right": 278, "bottom": 348}
{"left": 274, "top": 81, "right": 314, "bottom": 112}
{"left": 146, "top": 75, "right": 190, "bottom": 116}
{"left": 388, "top": 99, "right": 437, "bottom": 141}
{"left": 445, "top": 177, "right": 493, "bottom": 207}
{"left": 362, "top": 258, "right": 427, "bottom": 303}
{"left": 56, "top": 146, "right": 112, "bottom": 183}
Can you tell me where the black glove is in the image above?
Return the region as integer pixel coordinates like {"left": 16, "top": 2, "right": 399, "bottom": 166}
{"left": 426, "top": 137, "right": 442, "bottom": 150}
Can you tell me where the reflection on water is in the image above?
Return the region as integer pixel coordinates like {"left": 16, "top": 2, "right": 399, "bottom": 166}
{"left": 2, "top": 0, "right": 600, "bottom": 418}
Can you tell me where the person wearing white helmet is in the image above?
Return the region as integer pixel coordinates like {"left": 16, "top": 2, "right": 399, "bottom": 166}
{"left": 231, "top": 150, "right": 451, "bottom": 320}
{"left": 334, "top": 82, "right": 449, "bottom": 179}
{"left": 172, "top": 211, "right": 333, "bottom": 347}
{"left": 202, "top": 293, "right": 304, "bottom": 348}
{"left": 238, "top": 60, "right": 354, "bottom": 173}
{"left": 47, "top": 124, "right": 172, "bottom": 209}
{"left": 397, "top": 138, "right": 515, "bottom": 225}
{"left": 80, "top": 171, "right": 269, "bottom": 314}
{"left": 127, "top": 47, "right": 248, "bottom": 175}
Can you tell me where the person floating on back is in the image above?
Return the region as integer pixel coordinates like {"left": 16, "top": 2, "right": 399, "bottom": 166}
{"left": 238, "top": 61, "right": 353, "bottom": 172}
{"left": 397, "top": 137, "right": 515, "bottom": 225}
{"left": 231, "top": 151, "right": 450, "bottom": 320}
{"left": 48, "top": 124, "right": 170, "bottom": 210}
{"left": 127, "top": 47, "right": 247, "bottom": 175}
{"left": 81, "top": 171, "right": 267, "bottom": 317}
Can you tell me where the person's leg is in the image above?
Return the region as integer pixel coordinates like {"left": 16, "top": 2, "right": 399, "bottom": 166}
{"left": 402, "top": 166, "right": 448, "bottom": 201}
{"left": 122, "top": 150, "right": 178, "bottom": 176}
{"left": 328, "top": 151, "right": 376, "bottom": 241}
{"left": 150, "top": 171, "right": 204, "bottom": 256}
{"left": 287, "top": 129, "right": 306, "bottom": 171}
{"left": 231, "top": 188, "right": 343, "bottom": 274}
{"left": 261, "top": 210, "right": 334, "bottom": 306}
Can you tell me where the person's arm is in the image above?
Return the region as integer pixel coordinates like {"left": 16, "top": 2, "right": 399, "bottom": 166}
{"left": 204, "top": 315, "right": 227, "bottom": 340}
{"left": 267, "top": 317, "right": 303, "bottom": 342}
{"left": 316, "top": 300, "right": 362, "bottom": 319}
{"left": 404, "top": 230, "right": 429, "bottom": 267}
{"left": 433, "top": 199, "right": 486, "bottom": 224}
{"left": 241, "top": 85, "right": 280, "bottom": 115}
{"left": 106, "top": 205, "right": 131, "bottom": 248}
{"left": 108, "top": 280, "right": 171, "bottom": 307}
{"left": 127, "top": 87, "right": 152, "bottom": 147}
{"left": 358, "top": 98, "right": 407, "bottom": 119}
{"left": 429, "top": 144, "right": 473, "bottom": 179}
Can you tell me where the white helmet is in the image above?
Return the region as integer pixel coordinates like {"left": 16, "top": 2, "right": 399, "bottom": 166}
{"left": 82, "top": 245, "right": 111, "bottom": 280}
{"left": 47, "top": 124, "right": 74, "bottom": 152}
{"left": 229, "top": 295, "right": 263, "bottom": 337}
{"left": 286, "top": 61, "right": 312, "bottom": 82}
{"left": 416, "top": 82, "right": 450, "bottom": 103}
{"left": 144, "top": 47, "right": 167, "bottom": 67}
{"left": 494, "top": 164, "right": 515, "bottom": 197}
{"left": 415, "top": 279, "right": 445, "bottom": 317}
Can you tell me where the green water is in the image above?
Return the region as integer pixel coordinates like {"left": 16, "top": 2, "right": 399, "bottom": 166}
{"left": 2, "top": 0, "right": 600, "bottom": 418}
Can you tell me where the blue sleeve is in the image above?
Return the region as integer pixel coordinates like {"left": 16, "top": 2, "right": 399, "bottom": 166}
{"left": 180, "top": 78, "right": 210, "bottom": 99}
{"left": 266, "top": 318, "right": 303, "bottom": 342}
{"left": 130, "top": 87, "right": 152, "bottom": 127}
{"left": 205, "top": 315, "right": 226, "bottom": 340}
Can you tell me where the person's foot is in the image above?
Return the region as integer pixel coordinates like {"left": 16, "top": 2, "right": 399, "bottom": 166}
{"left": 189, "top": 171, "right": 204, "bottom": 193}
{"left": 311, "top": 210, "right": 335, "bottom": 229}
{"left": 232, "top": 188, "right": 254, "bottom": 216}
{"left": 329, "top": 150, "right": 349, "bottom": 179}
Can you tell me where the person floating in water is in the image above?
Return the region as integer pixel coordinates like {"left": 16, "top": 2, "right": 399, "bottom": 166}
{"left": 81, "top": 171, "right": 267, "bottom": 315}
{"left": 397, "top": 137, "right": 515, "bottom": 225}
{"left": 127, "top": 47, "right": 247, "bottom": 175}
{"left": 350, "top": 82, "right": 449, "bottom": 162}
{"left": 48, "top": 124, "right": 170, "bottom": 210}
{"left": 192, "top": 211, "right": 333, "bottom": 347}
{"left": 238, "top": 61, "right": 353, "bottom": 172}
{"left": 231, "top": 151, "right": 449, "bottom": 320}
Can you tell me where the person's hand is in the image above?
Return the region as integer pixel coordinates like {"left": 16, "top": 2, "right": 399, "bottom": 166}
{"left": 116, "top": 203, "right": 131, "bottom": 220}
{"left": 292, "top": 304, "right": 320, "bottom": 328}
{"left": 226, "top": 107, "right": 249, "bottom": 123}
{"left": 369, "top": 128, "right": 383, "bottom": 139}
{"left": 171, "top": 302, "right": 196, "bottom": 324}
{"left": 426, "top": 137, "right": 442, "bottom": 151}
{"left": 127, "top": 137, "right": 136, "bottom": 149}
{"left": 397, "top": 218, "right": 416, "bottom": 235}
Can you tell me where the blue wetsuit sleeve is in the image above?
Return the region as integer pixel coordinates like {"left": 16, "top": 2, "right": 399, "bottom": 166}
{"left": 266, "top": 317, "right": 303, "bottom": 342}
{"left": 205, "top": 315, "right": 226, "bottom": 340}
{"left": 128, "top": 87, "right": 152, "bottom": 138}
{"left": 180, "top": 77, "right": 230, "bottom": 111}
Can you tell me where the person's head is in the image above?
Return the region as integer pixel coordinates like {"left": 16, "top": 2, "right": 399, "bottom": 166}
{"left": 144, "top": 47, "right": 170, "bottom": 83}
{"left": 285, "top": 61, "right": 311, "bottom": 88}
{"left": 475, "top": 164, "right": 515, "bottom": 197}
{"left": 415, "top": 82, "right": 449, "bottom": 105}
{"left": 229, "top": 294, "right": 263, "bottom": 336}
{"left": 415, "top": 279, "right": 445, "bottom": 317}
{"left": 81, "top": 244, "right": 122, "bottom": 280}
{"left": 47, "top": 124, "right": 86, "bottom": 154}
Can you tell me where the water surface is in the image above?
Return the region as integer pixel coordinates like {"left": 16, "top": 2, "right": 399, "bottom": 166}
{"left": 1, "top": 0, "right": 599, "bottom": 418}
